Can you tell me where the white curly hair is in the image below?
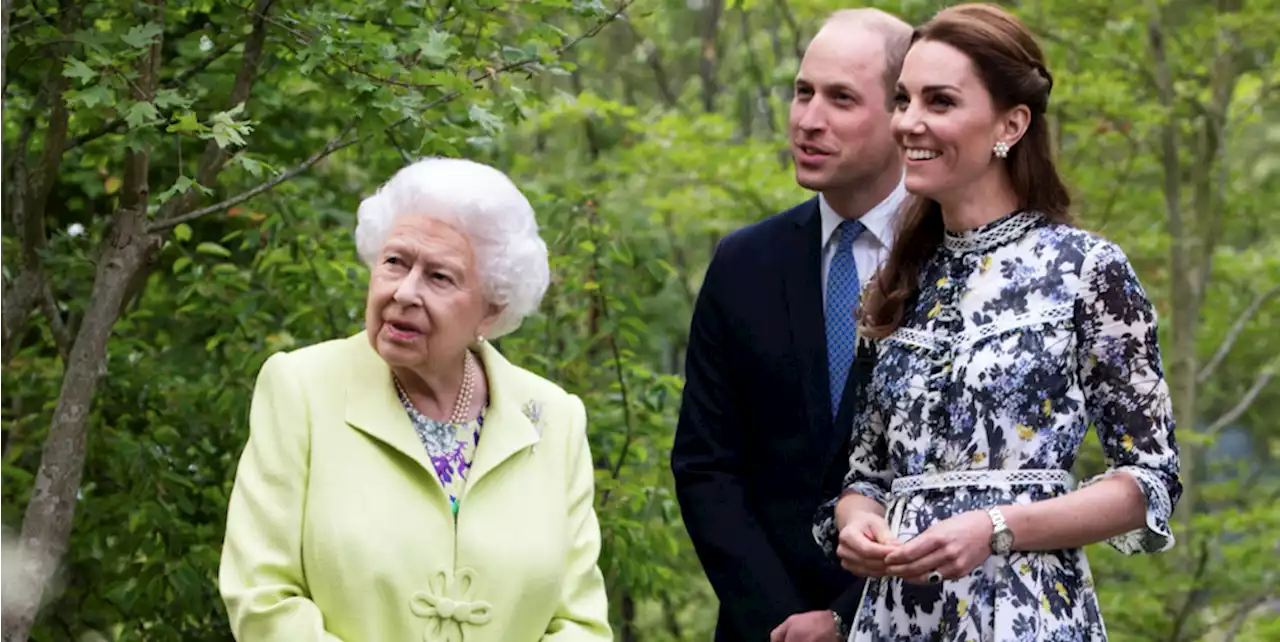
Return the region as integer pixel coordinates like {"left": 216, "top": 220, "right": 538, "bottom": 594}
{"left": 354, "top": 157, "right": 550, "bottom": 339}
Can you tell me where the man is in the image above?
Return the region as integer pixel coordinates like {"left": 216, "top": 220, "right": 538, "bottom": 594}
{"left": 671, "top": 9, "right": 914, "bottom": 642}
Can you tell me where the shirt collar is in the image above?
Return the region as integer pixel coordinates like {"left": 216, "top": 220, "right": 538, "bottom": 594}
{"left": 819, "top": 177, "right": 908, "bottom": 251}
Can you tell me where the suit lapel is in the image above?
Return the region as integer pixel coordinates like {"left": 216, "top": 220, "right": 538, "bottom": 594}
{"left": 823, "top": 336, "right": 877, "bottom": 485}
{"left": 781, "top": 198, "right": 832, "bottom": 438}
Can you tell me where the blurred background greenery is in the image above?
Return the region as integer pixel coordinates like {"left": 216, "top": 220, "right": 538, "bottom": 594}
{"left": 2, "top": 0, "right": 1277, "bottom": 640}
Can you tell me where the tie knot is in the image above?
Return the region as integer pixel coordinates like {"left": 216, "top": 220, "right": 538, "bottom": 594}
{"left": 836, "top": 220, "right": 865, "bottom": 251}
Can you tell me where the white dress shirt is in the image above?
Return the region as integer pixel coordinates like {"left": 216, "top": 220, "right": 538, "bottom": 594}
{"left": 819, "top": 180, "right": 909, "bottom": 307}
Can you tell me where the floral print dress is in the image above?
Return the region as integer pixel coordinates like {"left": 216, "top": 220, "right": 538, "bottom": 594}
{"left": 395, "top": 385, "right": 485, "bottom": 517}
{"left": 813, "top": 211, "right": 1182, "bottom": 641}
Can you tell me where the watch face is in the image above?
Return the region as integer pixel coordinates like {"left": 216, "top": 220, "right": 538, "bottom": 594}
{"left": 993, "top": 530, "right": 1014, "bottom": 553}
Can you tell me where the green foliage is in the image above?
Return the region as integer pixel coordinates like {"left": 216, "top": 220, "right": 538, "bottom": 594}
{"left": 3, "top": 0, "right": 1278, "bottom": 640}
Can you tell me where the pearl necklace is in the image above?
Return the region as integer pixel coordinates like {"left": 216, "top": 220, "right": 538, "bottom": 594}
{"left": 393, "top": 350, "right": 477, "bottom": 426}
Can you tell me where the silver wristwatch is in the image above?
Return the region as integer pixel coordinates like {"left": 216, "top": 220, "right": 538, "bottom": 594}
{"left": 988, "top": 506, "right": 1014, "bottom": 555}
{"left": 832, "top": 610, "right": 850, "bottom": 637}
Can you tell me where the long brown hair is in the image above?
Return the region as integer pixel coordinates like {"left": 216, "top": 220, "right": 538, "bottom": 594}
{"left": 860, "top": 3, "right": 1073, "bottom": 339}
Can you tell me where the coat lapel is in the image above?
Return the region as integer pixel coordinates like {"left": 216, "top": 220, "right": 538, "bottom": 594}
{"left": 465, "top": 340, "right": 541, "bottom": 490}
{"left": 781, "top": 198, "right": 833, "bottom": 438}
{"left": 342, "top": 334, "right": 540, "bottom": 493}
{"left": 343, "top": 334, "right": 438, "bottom": 476}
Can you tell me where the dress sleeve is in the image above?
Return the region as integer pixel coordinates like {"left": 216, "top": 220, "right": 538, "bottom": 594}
{"left": 1075, "top": 240, "right": 1182, "bottom": 555}
{"left": 813, "top": 342, "right": 892, "bottom": 561}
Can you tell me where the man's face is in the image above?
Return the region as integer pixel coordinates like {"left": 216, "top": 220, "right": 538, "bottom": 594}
{"left": 788, "top": 27, "right": 900, "bottom": 193}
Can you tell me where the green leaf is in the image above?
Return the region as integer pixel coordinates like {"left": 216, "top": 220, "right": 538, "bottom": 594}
{"left": 73, "top": 28, "right": 114, "bottom": 53}
{"left": 172, "top": 256, "right": 191, "bottom": 274}
{"left": 121, "top": 23, "right": 164, "bottom": 49}
{"left": 196, "top": 242, "right": 232, "bottom": 258}
{"left": 233, "top": 155, "right": 265, "bottom": 178}
{"left": 174, "top": 224, "right": 192, "bottom": 242}
{"left": 66, "top": 85, "right": 113, "bottom": 109}
{"left": 63, "top": 57, "right": 97, "bottom": 84}
{"left": 468, "top": 104, "right": 504, "bottom": 135}
{"left": 206, "top": 105, "right": 253, "bottom": 149}
{"left": 167, "top": 111, "right": 207, "bottom": 134}
{"left": 124, "top": 101, "right": 160, "bottom": 129}
{"left": 154, "top": 88, "right": 191, "bottom": 110}
{"left": 155, "top": 175, "right": 208, "bottom": 205}
{"left": 501, "top": 46, "right": 529, "bottom": 63}
{"left": 415, "top": 27, "right": 458, "bottom": 65}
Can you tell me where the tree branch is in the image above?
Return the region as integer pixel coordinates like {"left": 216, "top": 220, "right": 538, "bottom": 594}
{"left": 1205, "top": 361, "right": 1277, "bottom": 436}
{"left": 1189, "top": 5, "right": 1242, "bottom": 317}
{"left": 587, "top": 202, "right": 635, "bottom": 510}
{"left": 40, "top": 282, "right": 71, "bottom": 364}
{"left": 153, "top": 0, "right": 633, "bottom": 233}
{"left": 385, "top": 128, "right": 413, "bottom": 163}
{"left": 240, "top": 1, "right": 448, "bottom": 91}
{"left": 736, "top": 0, "right": 776, "bottom": 134}
{"left": 1221, "top": 597, "right": 1270, "bottom": 642}
{"left": 1, "top": 2, "right": 82, "bottom": 367}
{"left": 152, "top": 0, "right": 274, "bottom": 226}
{"left": 63, "top": 34, "right": 246, "bottom": 151}
{"left": 697, "top": 0, "right": 724, "bottom": 114}
{"left": 1198, "top": 284, "right": 1280, "bottom": 383}
{"left": 0, "top": 0, "right": 11, "bottom": 352}
{"left": 432, "top": 0, "right": 455, "bottom": 28}
{"left": 622, "top": 21, "right": 680, "bottom": 109}
{"left": 1, "top": 1, "right": 158, "bottom": 637}
{"left": 772, "top": 0, "right": 805, "bottom": 61}
{"left": 146, "top": 122, "right": 360, "bottom": 233}
{"left": 1167, "top": 539, "right": 1212, "bottom": 642}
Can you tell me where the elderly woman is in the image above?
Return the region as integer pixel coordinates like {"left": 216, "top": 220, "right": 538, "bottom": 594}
{"left": 218, "top": 158, "right": 612, "bottom": 642}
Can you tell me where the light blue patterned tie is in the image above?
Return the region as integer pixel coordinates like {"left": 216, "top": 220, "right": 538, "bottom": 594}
{"left": 826, "top": 220, "right": 865, "bottom": 416}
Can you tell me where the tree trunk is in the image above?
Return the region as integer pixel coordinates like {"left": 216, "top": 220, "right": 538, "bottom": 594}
{"left": 619, "top": 590, "right": 638, "bottom": 642}
{"left": 1, "top": 4, "right": 164, "bottom": 638}
{"left": 698, "top": 0, "right": 724, "bottom": 114}
{"left": 1, "top": 210, "right": 159, "bottom": 642}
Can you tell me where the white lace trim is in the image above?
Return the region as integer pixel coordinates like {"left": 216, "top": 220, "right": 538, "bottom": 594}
{"left": 954, "top": 303, "right": 1074, "bottom": 351}
{"left": 944, "top": 211, "right": 1043, "bottom": 254}
{"left": 883, "top": 304, "right": 1074, "bottom": 354}
{"left": 1079, "top": 466, "right": 1176, "bottom": 554}
{"left": 891, "top": 468, "right": 1075, "bottom": 497}
{"left": 884, "top": 327, "right": 938, "bottom": 351}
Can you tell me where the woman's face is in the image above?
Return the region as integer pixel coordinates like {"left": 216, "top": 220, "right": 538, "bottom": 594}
{"left": 365, "top": 214, "right": 499, "bottom": 372}
{"left": 891, "top": 39, "right": 1025, "bottom": 203}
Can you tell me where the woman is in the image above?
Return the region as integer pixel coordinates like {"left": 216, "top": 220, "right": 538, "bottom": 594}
{"left": 812, "top": 4, "right": 1181, "bottom": 641}
{"left": 219, "top": 158, "right": 612, "bottom": 642}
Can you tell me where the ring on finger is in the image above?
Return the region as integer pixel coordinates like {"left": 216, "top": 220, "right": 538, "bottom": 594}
{"left": 927, "top": 571, "right": 943, "bottom": 584}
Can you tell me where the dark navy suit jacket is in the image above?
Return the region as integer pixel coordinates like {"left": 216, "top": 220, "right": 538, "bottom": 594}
{"left": 672, "top": 197, "right": 873, "bottom": 640}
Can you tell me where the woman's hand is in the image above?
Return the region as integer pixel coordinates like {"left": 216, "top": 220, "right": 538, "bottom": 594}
{"left": 836, "top": 511, "right": 900, "bottom": 577}
{"left": 884, "top": 509, "right": 993, "bottom": 584}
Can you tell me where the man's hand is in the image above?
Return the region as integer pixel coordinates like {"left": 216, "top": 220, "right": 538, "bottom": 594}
{"left": 769, "top": 610, "right": 840, "bottom": 642}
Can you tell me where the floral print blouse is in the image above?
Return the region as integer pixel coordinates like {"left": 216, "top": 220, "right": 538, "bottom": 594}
{"left": 395, "top": 386, "right": 485, "bottom": 517}
{"left": 813, "top": 211, "right": 1182, "bottom": 641}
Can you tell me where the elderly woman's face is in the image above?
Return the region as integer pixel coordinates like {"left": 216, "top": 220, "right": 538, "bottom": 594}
{"left": 365, "top": 214, "right": 499, "bottom": 370}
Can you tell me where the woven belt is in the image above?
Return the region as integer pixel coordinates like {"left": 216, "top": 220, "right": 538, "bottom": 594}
{"left": 886, "top": 469, "right": 1075, "bottom": 539}
{"left": 891, "top": 469, "right": 1076, "bottom": 497}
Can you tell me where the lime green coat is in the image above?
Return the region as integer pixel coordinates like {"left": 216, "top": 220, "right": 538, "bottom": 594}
{"left": 219, "top": 332, "right": 612, "bottom": 642}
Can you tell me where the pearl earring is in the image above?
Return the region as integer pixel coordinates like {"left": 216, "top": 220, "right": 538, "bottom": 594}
{"left": 993, "top": 141, "right": 1010, "bottom": 158}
